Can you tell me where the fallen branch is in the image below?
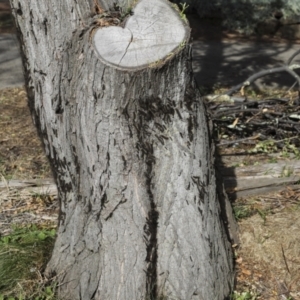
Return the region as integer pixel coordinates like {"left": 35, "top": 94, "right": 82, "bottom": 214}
{"left": 226, "top": 64, "right": 300, "bottom": 96}
{"left": 205, "top": 49, "right": 300, "bottom": 99}
{"left": 1, "top": 160, "right": 300, "bottom": 199}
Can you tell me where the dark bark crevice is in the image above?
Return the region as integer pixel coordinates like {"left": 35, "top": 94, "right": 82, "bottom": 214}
{"left": 132, "top": 95, "right": 168, "bottom": 299}
{"left": 144, "top": 162, "right": 158, "bottom": 299}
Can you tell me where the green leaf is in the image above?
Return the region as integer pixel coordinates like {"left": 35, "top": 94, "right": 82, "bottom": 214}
{"left": 37, "top": 231, "right": 46, "bottom": 240}
{"left": 1, "top": 236, "right": 11, "bottom": 244}
{"left": 45, "top": 286, "right": 53, "bottom": 295}
{"left": 49, "top": 229, "right": 56, "bottom": 237}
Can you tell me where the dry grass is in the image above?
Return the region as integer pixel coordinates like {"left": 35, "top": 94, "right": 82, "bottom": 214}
{"left": 0, "top": 224, "right": 57, "bottom": 298}
{"left": 0, "top": 186, "right": 58, "bottom": 236}
{"left": 235, "top": 190, "right": 300, "bottom": 299}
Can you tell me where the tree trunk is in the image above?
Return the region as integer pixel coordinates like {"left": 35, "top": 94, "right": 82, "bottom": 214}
{"left": 10, "top": 0, "right": 237, "bottom": 299}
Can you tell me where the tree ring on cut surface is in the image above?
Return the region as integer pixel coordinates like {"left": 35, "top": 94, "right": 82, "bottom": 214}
{"left": 93, "top": 0, "right": 189, "bottom": 70}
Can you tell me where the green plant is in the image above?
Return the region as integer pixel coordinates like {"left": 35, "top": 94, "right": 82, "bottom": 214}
{"left": 281, "top": 142, "right": 300, "bottom": 159}
{"left": 245, "top": 88, "right": 257, "bottom": 98}
{"left": 0, "top": 225, "right": 56, "bottom": 299}
{"left": 0, "top": 283, "right": 57, "bottom": 300}
{"left": 233, "top": 205, "right": 253, "bottom": 221}
{"left": 171, "top": 2, "right": 189, "bottom": 23}
{"left": 280, "top": 165, "right": 294, "bottom": 178}
{"left": 179, "top": 3, "right": 189, "bottom": 22}
{"left": 268, "top": 157, "right": 277, "bottom": 163}
{"left": 179, "top": 40, "right": 186, "bottom": 48}
{"left": 121, "top": 0, "right": 138, "bottom": 17}
{"left": 231, "top": 290, "right": 257, "bottom": 300}
{"left": 257, "top": 208, "right": 267, "bottom": 225}
{"left": 250, "top": 140, "right": 277, "bottom": 154}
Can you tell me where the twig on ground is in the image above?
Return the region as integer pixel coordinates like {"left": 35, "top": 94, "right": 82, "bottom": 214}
{"left": 226, "top": 64, "right": 300, "bottom": 96}
{"left": 217, "top": 134, "right": 262, "bottom": 146}
{"left": 223, "top": 49, "right": 300, "bottom": 96}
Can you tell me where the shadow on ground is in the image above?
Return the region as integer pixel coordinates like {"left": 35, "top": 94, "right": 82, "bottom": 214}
{"left": 189, "top": 13, "right": 300, "bottom": 92}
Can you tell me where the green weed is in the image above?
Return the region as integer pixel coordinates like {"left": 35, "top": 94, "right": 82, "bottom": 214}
{"left": 280, "top": 142, "right": 300, "bottom": 159}
{"left": 178, "top": 3, "right": 189, "bottom": 22}
{"left": 171, "top": 2, "right": 189, "bottom": 23}
{"left": 231, "top": 290, "right": 257, "bottom": 300}
{"left": 250, "top": 140, "right": 277, "bottom": 154}
{"left": 233, "top": 205, "right": 253, "bottom": 221}
{"left": 0, "top": 225, "right": 56, "bottom": 299}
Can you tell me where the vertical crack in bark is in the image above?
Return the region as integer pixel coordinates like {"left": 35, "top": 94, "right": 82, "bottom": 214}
{"left": 134, "top": 96, "right": 162, "bottom": 299}
{"left": 144, "top": 159, "right": 158, "bottom": 299}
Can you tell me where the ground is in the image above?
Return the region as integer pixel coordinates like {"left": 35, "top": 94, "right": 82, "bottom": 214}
{"left": 1, "top": 86, "right": 299, "bottom": 299}
{"left": 0, "top": 1, "right": 300, "bottom": 299}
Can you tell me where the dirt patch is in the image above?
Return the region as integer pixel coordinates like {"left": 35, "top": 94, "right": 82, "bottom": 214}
{"left": 0, "top": 87, "right": 51, "bottom": 179}
{"left": 234, "top": 188, "right": 300, "bottom": 299}
{"left": 237, "top": 211, "right": 300, "bottom": 299}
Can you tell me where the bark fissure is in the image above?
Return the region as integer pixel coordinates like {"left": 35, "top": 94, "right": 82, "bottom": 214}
{"left": 144, "top": 163, "right": 158, "bottom": 299}
{"left": 104, "top": 197, "right": 128, "bottom": 220}
{"left": 132, "top": 97, "right": 159, "bottom": 298}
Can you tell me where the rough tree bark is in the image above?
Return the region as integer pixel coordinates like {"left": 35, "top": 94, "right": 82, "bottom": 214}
{"left": 10, "top": 0, "right": 238, "bottom": 299}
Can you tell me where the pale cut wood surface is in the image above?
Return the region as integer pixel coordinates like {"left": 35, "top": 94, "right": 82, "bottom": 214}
{"left": 94, "top": 0, "right": 189, "bottom": 69}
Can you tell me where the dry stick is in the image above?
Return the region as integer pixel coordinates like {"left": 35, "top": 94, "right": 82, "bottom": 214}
{"left": 209, "top": 98, "right": 289, "bottom": 116}
{"left": 285, "top": 80, "right": 297, "bottom": 95}
{"left": 287, "top": 48, "right": 300, "bottom": 65}
{"left": 226, "top": 64, "right": 300, "bottom": 96}
{"left": 213, "top": 108, "right": 260, "bottom": 118}
{"left": 224, "top": 49, "right": 300, "bottom": 96}
{"left": 274, "top": 49, "right": 300, "bottom": 94}
{"left": 271, "top": 135, "right": 299, "bottom": 144}
{"left": 218, "top": 134, "right": 299, "bottom": 147}
{"left": 281, "top": 244, "right": 291, "bottom": 274}
{"left": 217, "top": 134, "right": 261, "bottom": 146}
